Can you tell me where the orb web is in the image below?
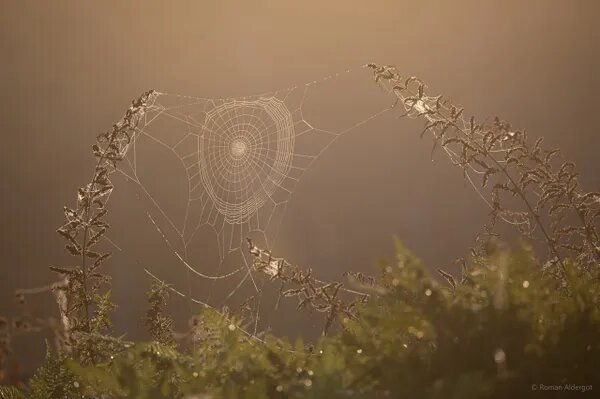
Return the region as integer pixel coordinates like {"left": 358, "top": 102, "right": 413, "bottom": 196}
{"left": 105, "top": 67, "right": 394, "bottom": 334}
{"left": 199, "top": 98, "right": 295, "bottom": 225}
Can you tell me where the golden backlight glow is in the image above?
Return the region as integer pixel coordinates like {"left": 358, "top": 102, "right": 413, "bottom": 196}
{"left": 0, "top": 1, "right": 598, "bottom": 376}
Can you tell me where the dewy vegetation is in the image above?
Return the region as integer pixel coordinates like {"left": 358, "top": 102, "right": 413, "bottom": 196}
{"left": 1, "top": 64, "right": 599, "bottom": 398}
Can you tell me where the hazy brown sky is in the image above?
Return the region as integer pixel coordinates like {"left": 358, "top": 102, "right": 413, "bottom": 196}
{"left": 1, "top": 0, "right": 599, "bottom": 367}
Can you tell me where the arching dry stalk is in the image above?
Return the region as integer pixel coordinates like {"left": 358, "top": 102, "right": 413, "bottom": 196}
{"left": 50, "top": 90, "right": 159, "bottom": 363}
{"left": 367, "top": 63, "right": 600, "bottom": 284}
{"left": 247, "top": 239, "right": 369, "bottom": 336}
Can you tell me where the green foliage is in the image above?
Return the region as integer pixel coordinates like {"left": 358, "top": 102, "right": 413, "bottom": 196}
{"left": 25, "top": 241, "right": 596, "bottom": 398}
{"left": 144, "top": 282, "right": 176, "bottom": 348}
{"left": 338, "top": 240, "right": 600, "bottom": 397}
{"left": 0, "top": 386, "right": 25, "bottom": 399}
{"left": 28, "top": 346, "right": 80, "bottom": 399}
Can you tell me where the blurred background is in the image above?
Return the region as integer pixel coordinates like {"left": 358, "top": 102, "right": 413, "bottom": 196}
{"left": 1, "top": 0, "right": 599, "bottom": 373}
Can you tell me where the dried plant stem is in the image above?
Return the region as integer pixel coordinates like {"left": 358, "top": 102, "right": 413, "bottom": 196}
{"left": 445, "top": 117, "right": 567, "bottom": 277}
{"left": 247, "top": 239, "right": 368, "bottom": 336}
{"left": 366, "top": 63, "right": 600, "bottom": 283}
{"left": 52, "top": 90, "right": 159, "bottom": 363}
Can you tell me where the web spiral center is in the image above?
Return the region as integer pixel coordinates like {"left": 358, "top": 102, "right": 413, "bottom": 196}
{"left": 199, "top": 98, "right": 295, "bottom": 224}
{"left": 229, "top": 138, "right": 248, "bottom": 160}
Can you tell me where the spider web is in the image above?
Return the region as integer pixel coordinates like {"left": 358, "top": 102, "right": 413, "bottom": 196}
{"left": 107, "top": 67, "right": 393, "bottom": 333}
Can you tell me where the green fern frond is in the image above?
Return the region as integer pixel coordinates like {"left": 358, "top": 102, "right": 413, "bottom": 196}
{"left": 0, "top": 386, "right": 25, "bottom": 399}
